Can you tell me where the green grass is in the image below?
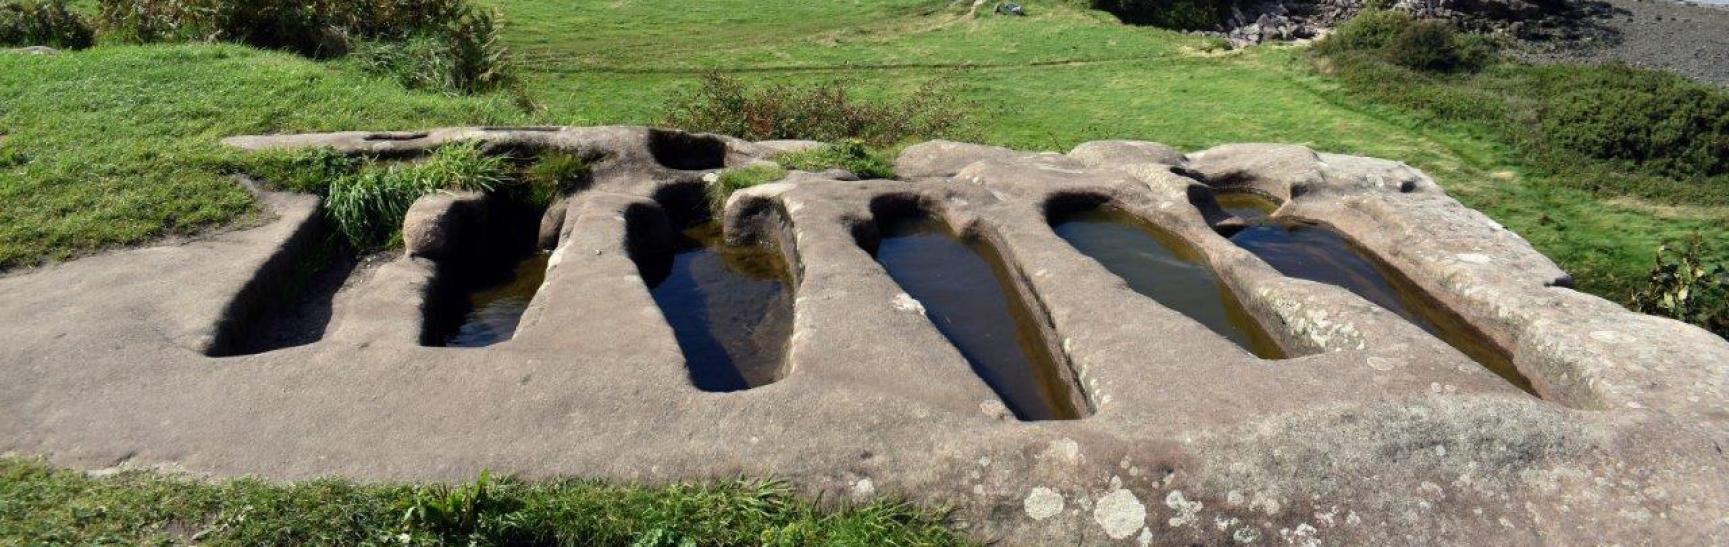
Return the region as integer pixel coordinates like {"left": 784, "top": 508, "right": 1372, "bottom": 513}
{"left": 0, "top": 457, "right": 966, "bottom": 545}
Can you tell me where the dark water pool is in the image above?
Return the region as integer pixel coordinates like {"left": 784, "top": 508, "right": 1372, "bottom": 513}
{"left": 873, "top": 217, "right": 1082, "bottom": 421}
{"left": 441, "top": 252, "right": 550, "bottom": 348}
{"left": 644, "top": 223, "right": 793, "bottom": 392}
{"left": 1219, "top": 194, "right": 1533, "bottom": 392}
{"left": 1051, "top": 208, "right": 1285, "bottom": 359}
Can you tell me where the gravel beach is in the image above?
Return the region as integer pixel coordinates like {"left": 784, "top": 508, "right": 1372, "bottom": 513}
{"left": 1520, "top": 0, "right": 1729, "bottom": 86}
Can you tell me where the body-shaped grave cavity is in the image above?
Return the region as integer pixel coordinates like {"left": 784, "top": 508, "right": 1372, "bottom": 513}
{"left": 638, "top": 221, "right": 793, "bottom": 391}
{"left": 1048, "top": 201, "right": 1284, "bottom": 359}
{"left": 1218, "top": 193, "right": 1534, "bottom": 392}
{"left": 867, "top": 211, "right": 1084, "bottom": 421}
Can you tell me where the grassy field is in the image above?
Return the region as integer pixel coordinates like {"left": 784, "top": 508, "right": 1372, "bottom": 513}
{"left": 4, "top": 0, "right": 1722, "bottom": 296}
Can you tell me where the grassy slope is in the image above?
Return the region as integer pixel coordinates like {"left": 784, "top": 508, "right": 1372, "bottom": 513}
{"left": 491, "top": 0, "right": 1728, "bottom": 297}
{"left": 3, "top": 0, "right": 1721, "bottom": 294}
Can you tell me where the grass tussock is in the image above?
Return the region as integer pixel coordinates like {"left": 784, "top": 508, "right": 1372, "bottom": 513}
{"left": 323, "top": 143, "right": 507, "bottom": 248}
{"left": 707, "top": 164, "right": 788, "bottom": 212}
{"left": 663, "top": 73, "right": 969, "bottom": 147}
{"left": 0, "top": 0, "right": 93, "bottom": 49}
{"left": 0, "top": 457, "right": 969, "bottom": 546}
{"left": 775, "top": 140, "right": 895, "bottom": 180}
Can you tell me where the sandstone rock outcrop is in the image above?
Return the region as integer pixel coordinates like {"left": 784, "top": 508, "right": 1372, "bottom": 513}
{"left": 2, "top": 127, "right": 1726, "bottom": 544}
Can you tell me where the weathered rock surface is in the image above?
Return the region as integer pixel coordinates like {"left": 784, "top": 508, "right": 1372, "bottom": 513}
{"left": 3, "top": 127, "right": 1727, "bottom": 545}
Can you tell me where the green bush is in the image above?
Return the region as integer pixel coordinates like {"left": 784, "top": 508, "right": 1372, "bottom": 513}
{"left": 1630, "top": 236, "right": 1728, "bottom": 339}
{"left": 0, "top": 0, "right": 94, "bottom": 49}
{"left": 662, "top": 73, "right": 968, "bottom": 146}
{"left": 1089, "top": 0, "right": 1236, "bottom": 30}
{"left": 775, "top": 140, "right": 895, "bottom": 179}
{"left": 349, "top": 7, "right": 514, "bottom": 95}
{"left": 98, "top": 0, "right": 465, "bottom": 57}
{"left": 325, "top": 143, "right": 507, "bottom": 247}
{"left": 1318, "top": 11, "right": 1494, "bottom": 73}
{"left": 1540, "top": 69, "right": 1729, "bottom": 180}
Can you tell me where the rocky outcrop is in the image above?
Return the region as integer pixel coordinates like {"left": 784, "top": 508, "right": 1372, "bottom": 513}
{"left": 2, "top": 127, "right": 1727, "bottom": 544}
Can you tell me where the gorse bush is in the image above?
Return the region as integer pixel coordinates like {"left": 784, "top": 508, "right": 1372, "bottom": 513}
{"left": 1316, "top": 8, "right": 1729, "bottom": 209}
{"left": 1317, "top": 10, "right": 1496, "bottom": 73}
{"left": 0, "top": 0, "right": 94, "bottom": 49}
{"left": 1088, "top": 0, "right": 1238, "bottom": 30}
{"left": 325, "top": 143, "right": 507, "bottom": 248}
{"left": 776, "top": 140, "right": 895, "bottom": 179}
{"left": 1540, "top": 69, "right": 1729, "bottom": 180}
{"left": 662, "top": 74, "right": 969, "bottom": 146}
{"left": 97, "top": 0, "right": 513, "bottom": 95}
{"left": 1630, "top": 236, "right": 1728, "bottom": 340}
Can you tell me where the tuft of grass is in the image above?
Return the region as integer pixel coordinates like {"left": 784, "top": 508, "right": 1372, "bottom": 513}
{"left": 325, "top": 142, "right": 507, "bottom": 248}
{"left": 520, "top": 150, "right": 590, "bottom": 208}
{"left": 775, "top": 140, "right": 895, "bottom": 180}
{"left": 708, "top": 164, "right": 788, "bottom": 212}
{"left": 0, "top": 0, "right": 92, "bottom": 49}
{"left": 662, "top": 73, "right": 969, "bottom": 147}
{"left": 0, "top": 456, "right": 970, "bottom": 546}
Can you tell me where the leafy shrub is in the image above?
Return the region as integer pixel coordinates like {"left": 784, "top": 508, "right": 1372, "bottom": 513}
{"left": 349, "top": 7, "right": 514, "bottom": 95}
{"left": 662, "top": 74, "right": 968, "bottom": 146}
{"left": 0, "top": 0, "right": 94, "bottom": 49}
{"left": 1089, "top": 0, "right": 1237, "bottom": 30}
{"left": 1630, "top": 236, "right": 1728, "bottom": 339}
{"left": 99, "top": 0, "right": 464, "bottom": 57}
{"left": 708, "top": 164, "right": 788, "bottom": 211}
{"left": 776, "top": 140, "right": 895, "bottom": 179}
{"left": 325, "top": 143, "right": 507, "bottom": 247}
{"left": 1318, "top": 10, "right": 1495, "bottom": 73}
{"left": 1540, "top": 69, "right": 1729, "bottom": 180}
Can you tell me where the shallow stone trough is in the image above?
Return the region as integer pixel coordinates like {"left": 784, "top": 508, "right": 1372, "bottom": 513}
{"left": 3, "top": 127, "right": 1728, "bottom": 544}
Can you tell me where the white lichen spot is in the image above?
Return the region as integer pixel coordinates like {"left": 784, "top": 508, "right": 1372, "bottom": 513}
{"left": 891, "top": 293, "right": 926, "bottom": 315}
{"left": 1165, "top": 490, "right": 1203, "bottom": 528}
{"left": 1138, "top": 527, "right": 1153, "bottom": 547}
{"left": 1226, "top": 491, "right": 1245, "bottom": 506}
{"left": 1111, "top": 476, "right": 1124, "bottom": 489}
{"left": 1456, "top": 253, "right": 1492, "bottom": 265}
{"left": 980, "top": 400, "right": 1012, "bottom": 420}
{"left": 852, "top": 478, "right": 875, "bottom": 499}
{"left": 1215, "top": 516, "right": 1240, "bottom": 531}
{"left": 1025, "top": 487, "right": 1065, "bottom": 520}
{"left": 977, "top": 457, "right": 992, "bottom": 467}
{"left": 1367, "top": 357, "right": 1400, "bottom": 371}
{"left": 1093, "top": 489, "right": 1147, "bottom": 540}
{"left": 1042, "top": 438, "right": 1081, "bottom": 464}
{"left": 1232, "top": 526, "right": 1263, "bottom": 544}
